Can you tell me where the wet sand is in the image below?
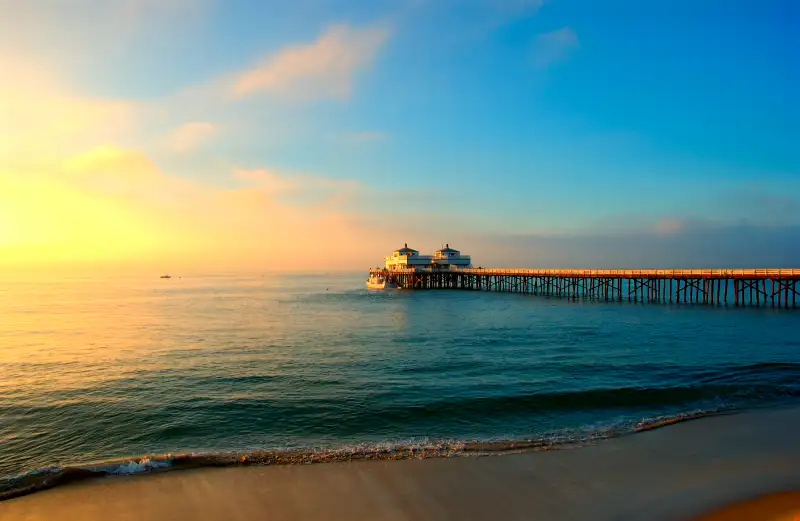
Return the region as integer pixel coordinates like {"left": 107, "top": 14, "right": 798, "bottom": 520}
{"left": 692, "top": 491, "right": 800, "bottom": 521}
{"left": 1, "top": 406, "right": 799, "bottom": 521}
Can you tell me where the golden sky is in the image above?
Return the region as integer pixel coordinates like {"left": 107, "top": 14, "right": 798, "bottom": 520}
{"left": 0, "top": 5, "right": 401, "bottom": 273}
{"left": 0, "top": 143, "right": 388, "bottom": 272}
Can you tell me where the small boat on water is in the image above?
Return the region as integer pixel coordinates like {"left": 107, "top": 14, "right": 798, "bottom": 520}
{"left": 366, "top": 273, "right": 397, "bottom": 290}
{"left": 160, "top": 274, "right": 172, "bottom": 279}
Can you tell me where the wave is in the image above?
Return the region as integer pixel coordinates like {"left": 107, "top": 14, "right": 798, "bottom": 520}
{"left": 2, "top": 362, "right": 797, "bottom": 502}
{"left": 0, "top": 407, "right": 728, "bottom": 503}
{"left": 336, "top": 383, "right": 799, "bottom": 428}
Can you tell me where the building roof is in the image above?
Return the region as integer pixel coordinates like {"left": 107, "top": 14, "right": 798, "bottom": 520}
{"left": 436, "top": 243, "right": 459, "bottom": 253}
{"left": 395, "top": 242, "right": 419, "bottom": 254}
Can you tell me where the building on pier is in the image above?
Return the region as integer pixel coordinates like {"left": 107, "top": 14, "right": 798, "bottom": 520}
{"left": 384, "top": 243, "right": 433, "bottom": 271}
{"left": 384, "top": 243, "right": 471, "bottom": 271}
{"left": 432, "top": 244, "right": 471, "bottom": 268}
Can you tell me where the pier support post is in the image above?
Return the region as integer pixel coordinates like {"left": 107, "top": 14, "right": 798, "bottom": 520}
{"left": 771, "top": 280, "right": 776, "bottom": 308}
{"left": 784, "top": 281, "right": 789, "bottom": 309}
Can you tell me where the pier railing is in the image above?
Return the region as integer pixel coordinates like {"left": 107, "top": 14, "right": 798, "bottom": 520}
{"left": 369, "top": 267, "right": 800, "bottom": 307}
{"left": 371, "top": 267, "right": 800, "bottom": 279}
{"left": 453, "top": 268, "right": 800, "bottom": 279}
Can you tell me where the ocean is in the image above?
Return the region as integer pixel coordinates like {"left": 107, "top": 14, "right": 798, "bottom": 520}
{"left": 1, "top": 272, "right": 799, "bottom": 497}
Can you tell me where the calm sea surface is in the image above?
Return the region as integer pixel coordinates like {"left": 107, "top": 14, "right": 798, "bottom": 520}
{"left": 1, "top": 273, "right": 799, "bottom": 489}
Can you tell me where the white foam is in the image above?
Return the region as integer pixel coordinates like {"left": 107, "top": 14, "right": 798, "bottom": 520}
{"left": 109, "top": 457, "right": 171, "bottom": 475}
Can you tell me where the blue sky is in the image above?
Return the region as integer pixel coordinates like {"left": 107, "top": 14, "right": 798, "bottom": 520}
{"left": 2, "top": 0, "right": 798, "bottom": 269}
{"left": 156, "top": 1, "right": 798, "bottom": 215}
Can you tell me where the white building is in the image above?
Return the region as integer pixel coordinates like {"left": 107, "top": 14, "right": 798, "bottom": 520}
{"left": 432, "top": 244, "right": 472, "bottom": 268}
{"left": 384, "top": 243, "right": 432, "bottom": 271}
{"left": 384, "top": 243, "right": 471, "bottom": 271}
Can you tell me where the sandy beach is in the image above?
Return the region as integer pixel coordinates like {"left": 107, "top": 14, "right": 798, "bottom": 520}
{"left": 2, "top": 406, "right": 798, "bottom": 521}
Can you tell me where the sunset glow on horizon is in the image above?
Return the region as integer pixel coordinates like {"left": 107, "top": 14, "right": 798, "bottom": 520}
{"left": 1, "top": 1, "right": 798, "bottom": 273}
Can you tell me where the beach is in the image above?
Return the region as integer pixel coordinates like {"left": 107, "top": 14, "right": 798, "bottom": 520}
{"left": 2, "top": 405, "right": 798, "bottom": 521}
{"left": 4, "top": 0, "right": 799, "bottom": 517}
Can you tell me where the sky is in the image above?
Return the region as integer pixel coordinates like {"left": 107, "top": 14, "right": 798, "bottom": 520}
{"left": 1, "top": 0, "right": 798, "bottom": 272}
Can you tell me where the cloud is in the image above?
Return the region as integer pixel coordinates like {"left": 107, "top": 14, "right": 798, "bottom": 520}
{"left": 61, "top": 147, "right": 206, "bottom": 212}
{"left": 231, "top": 24, "right": 390, "bottom": 100}
{"left": 64, "top": 146, "right": 160, "bottom": 177}
{"left": 533, "top": 27, "right": 579, "bottom": 68}
{"left": 233, "top": 168, "right": 361, "bottom": 207}
{"left": 1, "top": 145, "right": 389, "bottom": 272}
{"left": 163, "top": 122, "right": 218, "bottom": 153}
{"left": 0, "top": 57, "right": 136, "bottom": 168}
{"left": 62, "top": 146, "right": 169, "bottom": 197}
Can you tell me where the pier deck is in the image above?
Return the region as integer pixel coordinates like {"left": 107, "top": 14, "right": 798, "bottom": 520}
{"left": 369, "top": 268, "right": 800, "bottom": 308}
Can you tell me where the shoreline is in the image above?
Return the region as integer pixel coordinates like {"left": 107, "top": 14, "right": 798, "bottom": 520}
{"left": 2, "top": 405, "right": 799, "bottom": 520}
{"left": 0, "top": 407, "right": 731, "bottom": 502}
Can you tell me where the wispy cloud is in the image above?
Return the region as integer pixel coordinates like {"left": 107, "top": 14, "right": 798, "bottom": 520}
{"left": 163, "top": 121, "right": 218, "bottom": 153}
{"left": 64, "top": 146, "right": 161, "bottom": 180}
{"left": 532, "top": 27, "right": 579, "bottom": 68}
{"left": 3, "top": 145, "right": 389, "bottom": 271}
{"left": 0, "top": 57, "right": 136, "bottom": 168}
{"left": 233, "top": 168, "right": 361, "bottom": 207}
{"left": 231, "top": 24, "right": 390, "bottom": 101}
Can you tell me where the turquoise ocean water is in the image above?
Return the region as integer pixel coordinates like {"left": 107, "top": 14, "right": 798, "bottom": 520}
{"left": 1, "top": 273, "right": 799, "bottom": 496}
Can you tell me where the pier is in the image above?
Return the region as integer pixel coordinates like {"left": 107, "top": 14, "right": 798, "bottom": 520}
{"left": 370, "top": 268, "right": 800, "bottom": 308}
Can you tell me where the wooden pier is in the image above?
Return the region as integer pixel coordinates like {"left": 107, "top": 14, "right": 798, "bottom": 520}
{"left": 370, "top": 268, "right": 800, "bottom": 308}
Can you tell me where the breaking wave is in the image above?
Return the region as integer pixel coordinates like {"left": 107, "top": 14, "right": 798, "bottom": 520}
{"left": 0, "top": 407, "right": 730, "bottom": 502}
